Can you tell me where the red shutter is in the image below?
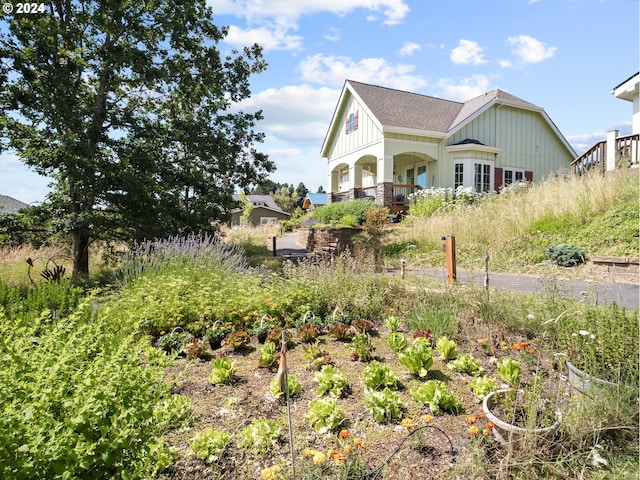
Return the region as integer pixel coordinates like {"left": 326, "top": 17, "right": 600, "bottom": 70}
{"left": 524, "top": 171, "right": 533, "bottom": 183}
{"left": 354, "top": 111, "right": 358, "bottom": 130}
{"left": 345, "top": 118, "right": 349, "bottom": 134}
{"left": 494, "top": 167, "right": 503, "bottom": 192}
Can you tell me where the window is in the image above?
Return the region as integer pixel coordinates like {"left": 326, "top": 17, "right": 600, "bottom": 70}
{"left": 260, "top": 217, "right": 278, "bottom": 224}
{"left": 454, "top": 163, "right": 464, "bottom": 188}
{"left": 503, "top": 168, "right": 524, "bottom": 185}
{"left": 474, "top": 163, "right": 491, "bottom": 193}
{"left": 405, "top": 167, "right": 415, "bottom": 185}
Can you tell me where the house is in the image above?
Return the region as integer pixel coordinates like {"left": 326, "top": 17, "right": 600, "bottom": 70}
{"left": 321, "top": 80, "right": 576, "bottom": 212}
{"left": 0, "top": 194, "right": 29, "bottom": 215}
{"left": 572, "top": 72, "right": 639, "bottom": 175}
{"left": 229, "top": 194, "right": 291, "bottom": 226}
{"left": 301, "top": 193, "right": 327, "bottom": 211}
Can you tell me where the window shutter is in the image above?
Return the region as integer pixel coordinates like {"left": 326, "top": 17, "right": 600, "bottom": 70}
{"left": 345, "top": 118, "right": 349, "bottom": 134}
{"left": 494, "top": 167, "right": 503, "bottom": 192}
{"left": 524, "top": 171, "right": 533, "bottom": 183}
{"left": 354, "top": 111, "right": 358, "bottom": 130}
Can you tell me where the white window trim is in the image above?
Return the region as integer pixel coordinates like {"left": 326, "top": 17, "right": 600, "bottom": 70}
{"left": 260, "top": 217, "right": 278, "bottom": 224}
{"left": 503, "top": 167, "right": 525, "bottom": 185}
{"left": 452, "top": 159, "right": 494, "bottom": 192}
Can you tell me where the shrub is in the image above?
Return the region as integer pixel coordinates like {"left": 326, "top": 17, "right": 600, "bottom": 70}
{"left": 310, "top": 198, "right": 377, "bottom": 226}
{"left": 546, "top": 244, "right": 587, "bottom": 267}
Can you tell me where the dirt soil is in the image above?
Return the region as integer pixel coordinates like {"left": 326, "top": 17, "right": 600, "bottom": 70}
{"left": 156, "top": 317, "right": 562, "bottom": 480}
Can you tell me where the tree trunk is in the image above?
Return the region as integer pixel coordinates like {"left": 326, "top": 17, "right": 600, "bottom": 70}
{"left": 72, "top": 233, "right": 90, "bottom": 278}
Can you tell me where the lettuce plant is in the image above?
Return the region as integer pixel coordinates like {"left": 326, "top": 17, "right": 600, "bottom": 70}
{"left": 384, "top": 314, "right": 400, "bottom": 333}
{"left": 189, "top": 428, "right": 230, "bottom": 463}
{"left": 469, "top": 376, "right": 499, "bottom": 400}
{"left": 364, "top": 388, "right": 406, "bottom": 424}
{"left": 258, "top": 341, "right": 277, "bottom": 369}
{"left": 435, "top": 336, "right": 458, "bottom": 360}
{"left": 314, "top": 365, "right": 349, "bottom": 397}
{"left": 270, "top": 374, "right": 302, "bottom": 397}
{"left": 397, "top": 339, "right": 434, "bottom": 377}
{"left": 386, "top": 332, "right": 409, "bottom": 353}
{"left": 447, "top": 353, "right": 484, "bottom": 377}
{"left": 209, "top": 357, "right": 236, "bottom": 385}
{"left": 240, "top": 418, "right": 282, "bottom": 453}
{"left": 410, "top": 380, "right": 463, "bottom": 414}
{"left": 496, "top": 357, "right": 522, "bottom": 386}
{"left": 363, "top": 361, "right": 401, "bottom": 391}
{"left": 306, "top": 397, "right": 347, "bottom": 433}
{"left": 350, "top": 332, "right": 374, "bottom": 362}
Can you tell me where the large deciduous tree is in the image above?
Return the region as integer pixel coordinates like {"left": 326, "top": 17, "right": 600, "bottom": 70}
{"left": 0, "top": 1, "right": 273, "bottom": 276}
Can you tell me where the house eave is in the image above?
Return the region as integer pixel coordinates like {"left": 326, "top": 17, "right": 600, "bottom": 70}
{"left": 383, "top": 126, "right": 446, "bottom": 139}
{"left": 611, "top": 72, "right": 639, "bottom": 102}
{"left": 445, "top": 144, "right": 502, "bottom": 154}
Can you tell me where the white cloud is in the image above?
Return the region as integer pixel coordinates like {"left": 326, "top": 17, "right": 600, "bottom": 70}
{"left": 298, "top": 53, "right": 427, "bottom": 91}
{"left": 499, "top": 59, "right": 512, "bottom": 68}
{"left": 528, "top": 0, "right": 541, "bottom": 4}
{"left": 209, "top": 0, "right": 410, "bottom": 25}
{"left": 507, "top": 35, "right": 556, "bottom": 63}
{"left": 567, "top": 122, "right": 632, "bottom": 154}
{"left": 437, "top": 74, "right": 492, "bottom": 102}
{"left": 225, "top": 25, "right": 303, "bottom": 51}
{"left": 450, "top": 39, "right": 487, "bottom": 65}
{"left": 323, "top": 27, "right": 340, "bottom": 42}
{"left": 399, "top": 41, "right": 421, "bottom": 57}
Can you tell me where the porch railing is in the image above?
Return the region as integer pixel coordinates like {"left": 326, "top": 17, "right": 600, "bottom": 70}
{"left": 354, "top": 186, "right": 377, "bottom": 200}
{"left": 572, "top": 134, "right": 639, "bottom": 175}
{"left": 392, "top": 184, "right": 422, "bottom": 207}
{"left": 331, "top": 191, "right": 350, "bottom": 203}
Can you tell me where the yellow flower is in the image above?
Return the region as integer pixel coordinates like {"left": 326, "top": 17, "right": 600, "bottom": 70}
{"left": 477, "top": 338, "right": 488, "bottom": 345}
{"left": 401, "top": 418, "right": 415, "bottom": 431}
{"left": 353, "top": 438, "right": 366, "bottom": 449}
{"left": 343, "top": 444, "right": 352, "bottom": 455}
{"left": 482, "top": 428, "right": 490, "bottom": 437}
{"left": 422, "top": 414, "right": 434, "bottom": 424}
{"left": 465, "top": 415, "right": 477, "bottom": 425}
{"left": 160, "top": 331, "right": 166, "bottom": 336}
{"left": 260, "top": 465, "right": 282, "bottom": 480}
{"left": 468, "top": 425, "right": 480, "bottom": 436}
{"left": 312, "top": 451, "right": 326, "bottom": 464}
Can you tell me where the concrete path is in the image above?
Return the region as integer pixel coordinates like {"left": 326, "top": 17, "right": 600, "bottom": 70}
{"left": 274, "top": 233, "right": 639, "bottom": 309}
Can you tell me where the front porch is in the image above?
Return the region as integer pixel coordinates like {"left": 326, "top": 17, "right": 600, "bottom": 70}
{"left": 330, "top": 183, "right": 423, "bottom": 213}
{"left": 571, "top": 131, "right": 639, "bottom": 175}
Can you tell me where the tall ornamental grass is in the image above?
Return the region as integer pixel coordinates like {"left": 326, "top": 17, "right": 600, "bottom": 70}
{"left": 0, "top": 282, "right": 177, "bottom": 479}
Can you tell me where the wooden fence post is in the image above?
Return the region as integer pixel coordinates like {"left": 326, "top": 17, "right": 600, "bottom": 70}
{"left": 445, "top": 235, "right": 456, "bottom": 285}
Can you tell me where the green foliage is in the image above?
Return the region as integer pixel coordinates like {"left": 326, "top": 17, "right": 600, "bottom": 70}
{"left": 410, "top": 380, "right": 463, "bottom": 414}
{"left": 155, "top": 329, "right": 194, "bottom": 353}
{"left": 362, "top": 361, "right": 401, "bottom": 391}
{"left": 386, "top": 332, "right": 409, "bottom": 353}
{"left": 209, "top": 357, "right": 236, "bottom": 385}
{"left": 328, "top": 323, "right": 355, "bottom": 341}
{"left": 153, "top": 395, "right": 193, "bottom": 431}
{"left": 224, "top": 330, "right": 251, "bottom": 350}
{"left": 546, "top": 244, "right": 587, "bottom": 267}
{"left": 297, "top": 323, "right": 321, "bottom": 343}
{"left": 310, "top": 198, "right": 377, "bottom": 226}
{"left": 0, "top": 2, "right": 273, "bottom": 276}
{"left": 397, "top": 339, "right": 434, "bottom": 377}
{"left": 302, "top": 342, "right": 332, "bottom": 371}
{"left": 189, "top": 428, "right": 230, "bottom": 464}
{"left": 447, "top": 354, "right": 485, "bottom": 377}
{"left": 350, "top": 332, "right": 374, "bottom": 362}
{"left": 259, "top": 341, "right": 277, "bottom": 369}
{"left": 469, "top": 376, "right": 499, "bottom": 400}
{"left": 306, "top": 398, "right": 347, "bottom": 433}
{"left": 408, "top": 186, "right": 480, "bottom": 218}
{"left": 435, "top": 336, "right": 458, "bottom": 360}
{"left": 0, "top": 291, "right": 173, "bottom": 480}
{"left": 270, "top": 374, "right": 302, "bottom": 397}
{"left": 405, "top": 299, "right": 457, "bottom": 339}
{"left": 314, "top": 365, "right": 349, "bottom": 397}
{"left": 240, "top": 418, "right": 282, "bottom": 453}
{"left": 364, "top": 388, "right": 406, "bottom": 424}
{"left": 496, "top": 357, "right": 522, "bottom": 386}
{"left": 384, "top": 314, "right": 400, "bottom": 333}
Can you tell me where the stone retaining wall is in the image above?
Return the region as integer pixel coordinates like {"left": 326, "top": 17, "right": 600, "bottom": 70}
{"left": 297, "top": 227, "right": 362, "bottom": 254}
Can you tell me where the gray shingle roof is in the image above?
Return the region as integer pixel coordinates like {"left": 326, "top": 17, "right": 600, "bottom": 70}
{"left": 0, "top": 194, "right": 29, "bottom": 215}
{"left": 232, "top": 194, "right": 284, "bottom": 212}
{"left": 346, "top": 80, "right": 542, "bottom": 134}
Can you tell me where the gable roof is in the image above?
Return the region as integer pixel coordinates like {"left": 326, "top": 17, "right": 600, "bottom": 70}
{"left": 322, "top": 80, "right": 575, "bottom": 157}
{"left": 231, "top": 194, "right": 290, "bottom": 216}
{"left": 302, "top": 193, "right": 327, "bottom": 209}
{"left": 0, "top": 194, "right": 29, "bottom": 215}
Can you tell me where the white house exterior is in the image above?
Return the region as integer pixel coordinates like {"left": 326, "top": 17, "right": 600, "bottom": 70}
{"left": 321, "top": 80, "right": 576, "bottom": 212}
{"left": 612, "top": 72, "right": 640, "bottom": 135}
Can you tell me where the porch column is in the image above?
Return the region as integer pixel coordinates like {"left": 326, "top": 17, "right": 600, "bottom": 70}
{"left": 606, "top": 130, "right": 618, "bottom": 171}
{"left": 376, "top": 155, "right": 394, "bottom": 207}
{"left": 329, "top": 170, "right": 339, "bottom": 203}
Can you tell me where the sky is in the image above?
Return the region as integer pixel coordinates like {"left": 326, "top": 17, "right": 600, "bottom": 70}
{"left": 1, "top": 0, "right": 638, "bottom": 204}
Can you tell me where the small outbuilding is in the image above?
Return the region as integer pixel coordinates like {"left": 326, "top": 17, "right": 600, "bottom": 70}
{"left": 229, "top": 194, "right": 291, "bottom": 226}
{"left": 301, "top": 193, "right": 328, "bottom": 211}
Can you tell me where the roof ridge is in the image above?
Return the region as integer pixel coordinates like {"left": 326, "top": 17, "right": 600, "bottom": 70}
{"left": 346, "top": 79, "right": 463, "bottom": 106}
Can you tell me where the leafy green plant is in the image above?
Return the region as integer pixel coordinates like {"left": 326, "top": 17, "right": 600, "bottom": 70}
{"left": 350, "top": 332, "right": 374, "bottom": 362}
{"left": 310, "top": 198, "right": 377, "bottom": 226}
{"left": 297, "top": 323, "right": 321, "bottom": 343}
{"left": 270, "top": 374, "right": 302, "bottom": 397}
{"left": 352, "top": 318, "right": 376, "bottom": 334}
{"left": 203, "top": 321, "right": 235, "bottom": 349}
{"left": 469, "top": 376, "right": 499, "bottom": 400}
{"left": 546, "top": 244, "right": 587, "bottom": 267}
{"left": 385, "top": 314, "right": 400, "bottom": 333}
{"left": 363, "top": 361, "right": 401, "bottom": 391}
{"left": 328, "top": 322, "right": 355, "bottom": 341}
{"left": 410, "top": 380, "right": 463, "bottom": 414}
{"left": 364, "top": 388, "right": 406, "bottom": 424}
{"left": 153, "top": 394, "right": 193, "bottom": 430}
{"left": 184, "top": 338, "right": 208, "bottom": 359}
{"left": 209, "top": 356, "right": 236, "bottom": 385}
{"left": 258, "top": 341, "right": 277, "bottom": 369}
{"left": 496, "top": 357, "right": 522, "bottom": 387}
{"left": 223, "top": 330, "right": 251, "bottom": 350}
{"left": 189, "top": 428, "right": 230, "bottom": 464}
{"left": 314, "top": 365, "right": 349, "bottom": 397}
{"left": 302, "top": 342, "right": 332, "bottom": 371}
{"left": 413, "top": 329, "right": 435, "bottom": 346}
{"left": 386, "top": 332, "right": 409, "bottom": 353}
{"left": 240, "top": 418, "right": 282, "bottom": 453}
{"left": 435, "top": 336, "right": 458, "bottom": 360}
{"left": 306, "top": 397, "right": 347, "bottom": 433}
{"left": 447, "top": 353, "right": 485, "bottom": 377}
{"left": 155, "top": 329, "right": 194, "bottom": 354}
{"left": 397, "top": 338, "right": 434, "bottom": 377}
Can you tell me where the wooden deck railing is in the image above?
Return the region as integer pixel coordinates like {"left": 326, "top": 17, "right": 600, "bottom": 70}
{"left": 354, "top": 186, "right": 377, "bottom": 200}
{"left": 572, "top": 134, "right": 639, "bottom": 175}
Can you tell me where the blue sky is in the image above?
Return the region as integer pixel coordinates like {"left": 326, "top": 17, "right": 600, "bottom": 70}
{"left": 1, "top": 0, "right": 638, "bottom": 204}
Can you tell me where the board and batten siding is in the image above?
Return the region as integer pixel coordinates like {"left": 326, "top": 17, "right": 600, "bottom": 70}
{"left": 327, "top": 94, "right": 383, "bottom": 160}
{"left": 447, "top": 105, "right": 572, "bottom": 177}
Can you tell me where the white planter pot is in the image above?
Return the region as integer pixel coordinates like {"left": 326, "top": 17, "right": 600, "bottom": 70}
{"left": 482, "top": 388, "right": 561, "bottom": 447}
{"left": 566, "top": 360, "right": 619, "bottom": 395}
